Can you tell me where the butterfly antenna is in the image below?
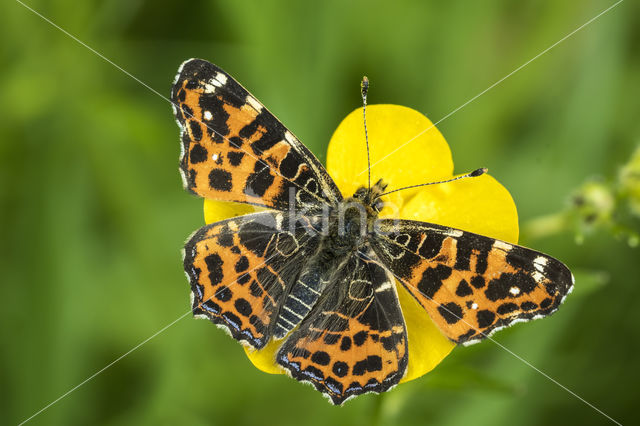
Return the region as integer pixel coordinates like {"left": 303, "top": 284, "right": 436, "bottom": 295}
{"left": 380, "top": 168, "right": 488, "bottom": 196}
{"left": 361, "top": 76, "right": 371, "bottom": 191}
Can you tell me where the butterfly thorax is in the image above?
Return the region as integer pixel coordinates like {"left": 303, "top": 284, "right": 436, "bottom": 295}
{"left": 321, "top": 179, "right": 388, "bottom": 259}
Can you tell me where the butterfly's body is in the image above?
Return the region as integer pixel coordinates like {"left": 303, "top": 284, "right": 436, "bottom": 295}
{"left": 325, "top": 187, "right": 382, "bottom": 253}
{"left": 269, "top": 182, "right": 388, "bottom": 340}
{"left": 172, "top": 59, "right": 573, "bottom": 404}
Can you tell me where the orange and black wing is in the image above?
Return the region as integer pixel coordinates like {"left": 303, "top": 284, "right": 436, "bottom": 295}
{"left": 172, "top": 59, "right": 342, "bottom": 210}
{"left": 371, "top": 219, "right": 573, "bottom": 344}
{"left": 184, "top": 211, "right": 321, "bottom": 349}
{"left": 277, "top": 249, "right": 408, "bottom": 405}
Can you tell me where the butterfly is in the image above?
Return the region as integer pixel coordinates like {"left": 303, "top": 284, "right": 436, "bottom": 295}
{"left": 171, "top": 58, "right": 574, "bottom": 404}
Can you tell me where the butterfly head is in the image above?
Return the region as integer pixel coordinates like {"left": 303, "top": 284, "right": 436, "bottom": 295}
{"left": 351, "top": 178, "right": 388, "bottom": 214}
{"left": 327, "top": 179, "right": 387, "bottom": 254}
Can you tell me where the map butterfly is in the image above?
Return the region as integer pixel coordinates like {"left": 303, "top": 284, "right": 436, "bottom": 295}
{"left": 171, "top": 59, "right": 574, "bottom": 404}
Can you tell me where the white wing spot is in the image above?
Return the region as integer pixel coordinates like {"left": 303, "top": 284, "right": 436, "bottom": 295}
{"left": 203, "top": 82, "right": 217, "bottom": 93}
{"left": 207, "top": 77, "right": 224, "bottom": 90}
{"left": 493, "top": 240, "right": 513, "bottom": 251}
{"left": 284, "top": 131, "right": 296, "bottom": 145}
{"left": 532, "top": 271, "right": 545, "bottom": 283}
{"left": 375, "top": 282, "right": 393, "bottom": 293}
{"left": 534, "top": 256, "right": 548, "bottom": 266}
{"left": 212, "top": 153, "right": 219, "bottom": 161}
{"left": 509, "top": 287, "right": 520, "bottom": 296}
{"left": 203, "top": 110, "right": 213, "bottom": 120}
{"left": 275, "top": 212, "right": 283, "bottom": 231}
{"left": 533, "top": 256, "right": 548, "bottom": 273}
{"left": 246, "top": 96, "right": 263, "bottom": 112}
{"left": 471, "top": 303, "right": 478, "bottom": 310}
{"left": 215, "top": 72, "right": 228, "bottom": 85}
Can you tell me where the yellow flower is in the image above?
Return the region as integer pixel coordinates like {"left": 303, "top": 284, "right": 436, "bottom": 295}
{"left": 203, "top": 104, "right": 519, "bottom": 383}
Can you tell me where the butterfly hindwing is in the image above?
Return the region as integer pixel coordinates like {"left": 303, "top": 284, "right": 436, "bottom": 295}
{"left": 172, "top": 59, "right": 342, "bottom": 210}
{"left": 184, "top": 211, "right": 321, "bottom": 349}
{"left": 276, "top": 249, "right": 408, "bottom": 404}
{"left": 371, "top": 219, "right": 573, "bottom": 344}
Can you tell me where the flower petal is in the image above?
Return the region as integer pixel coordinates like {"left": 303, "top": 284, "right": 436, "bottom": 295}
{"left": 326, "top": 105, "right": 453, "bottom": 206}
{"left": 400, "top": 173, "right": 519, "bottom": 244}
{"left": 203, "top": 199, "right": 261, "bottom": 225}
{"left": 244, "top": 340, "right": 285, "bottom": 375}
{"left": 397, "top": 283, "right": 455, "bottom": 382}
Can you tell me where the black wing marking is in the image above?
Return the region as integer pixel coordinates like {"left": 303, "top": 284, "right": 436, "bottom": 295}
{"left": 184, "top": 211, "right": 322, "bottom": 349}
{"left": 371, "top": 219, "right": 573, "bottom": 344}
{"left": 277, "top": 248, "right": 408, "bottom": 404}
{"left": 172, "top": 59, "right": 342, "bottom": 211}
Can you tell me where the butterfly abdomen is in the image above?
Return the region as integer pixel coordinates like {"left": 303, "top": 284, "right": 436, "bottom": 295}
{"left": 273, "top": 256, "right": 345, "bottom": 339}
{"left": 273, "top": 203, "right": 377, "bottom": 339}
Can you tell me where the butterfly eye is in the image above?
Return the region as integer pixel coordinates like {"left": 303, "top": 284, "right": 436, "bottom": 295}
{"left": 373, "top": 198, "right": 384, "bottom": 212}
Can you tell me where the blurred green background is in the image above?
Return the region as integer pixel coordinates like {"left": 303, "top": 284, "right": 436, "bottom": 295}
{"left": 2, "top": 0, "right": 639, "bottom": 425}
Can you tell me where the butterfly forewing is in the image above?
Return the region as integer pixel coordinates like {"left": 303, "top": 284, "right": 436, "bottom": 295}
{"left": 172, "top": 59, "right": 342, "bottom": 210}
{"left": 276, "top": 249, "right": 408, "bottom": 404}
{"left": 371, "top": 219, "right": 573, "bottom": 344}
